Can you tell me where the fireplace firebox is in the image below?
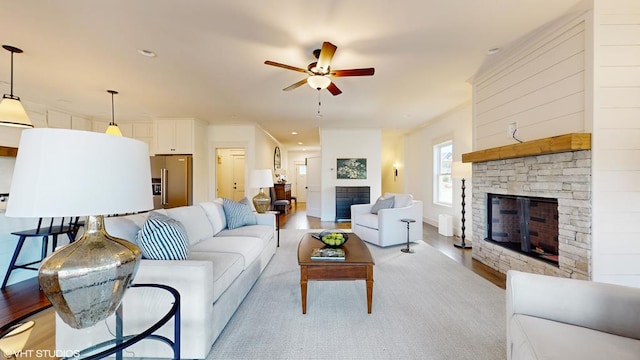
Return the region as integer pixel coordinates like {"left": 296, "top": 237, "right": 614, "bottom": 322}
{"left": 486, "top": 193, "right": 559, "bottom": 266}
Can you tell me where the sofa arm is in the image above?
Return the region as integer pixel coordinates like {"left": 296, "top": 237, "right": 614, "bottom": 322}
{"left": 506, "top": 270, "right": 640, "bottom": 340}
{"left": 377, "top": 201, "right": 423, "bottom": 240}
{"left": 255, "top": 213, "right": 276, "bottom": 227}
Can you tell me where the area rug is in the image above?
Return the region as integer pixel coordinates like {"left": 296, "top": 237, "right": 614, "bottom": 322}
{"left": 208, "top": 229, "right": 506, "bottom": 359}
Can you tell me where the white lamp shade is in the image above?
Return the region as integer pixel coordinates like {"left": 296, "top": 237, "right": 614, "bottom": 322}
{"left": 451, "top": 161, "right": 472, "bottom": 179}
{"left": 6, "top": 128, "right": 153, "bottom": 217}
{"left": 307, "top": 75, "right": 331, "bottom": 90}
{"left": 0, "top": 97, "right": 33, "bottom": 128}
{"left": 249, "top": 169, "right": 273, "bottom": 189}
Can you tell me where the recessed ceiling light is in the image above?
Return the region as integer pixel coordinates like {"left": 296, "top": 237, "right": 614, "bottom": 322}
{"left": 137, "top": 49, "right": 156, "bottom": 58}
{"left": 291, "top": 131, "right": 298, "bottom": 135}
{"left": 487, "top": 48, "right": 500, "bottom": 55}
{"left": 298, "top": 142, "right": 303, "bottom": 145}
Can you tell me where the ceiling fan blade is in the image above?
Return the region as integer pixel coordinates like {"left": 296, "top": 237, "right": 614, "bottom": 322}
{"left": 283, "top": 78, "right": 308, "bottom": 91}
{"left": 264, "top": 60, "right": 308, "bottom": 73}
{"left": 316, "top": 42, "right": 337, "bottom": 74}
{"left": 327, "top": 82, "right": 342, "bottom": 96}
{"left": 331, "top": 68, "right": 375, "bottom": 77}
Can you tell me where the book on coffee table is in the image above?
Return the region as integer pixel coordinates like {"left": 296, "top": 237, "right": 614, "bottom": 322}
{"left": 310, "top": 247, "right": 345, "bottom": 261}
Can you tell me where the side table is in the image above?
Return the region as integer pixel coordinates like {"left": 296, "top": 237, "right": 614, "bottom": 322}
{"left": 400, "top": 219, "right": 416, "bottom": 253}
{"left": 265, "top": 210, "right": 281, "bottom": 247}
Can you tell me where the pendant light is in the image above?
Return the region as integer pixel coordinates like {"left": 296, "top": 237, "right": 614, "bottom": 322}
{"left": 105, "top": 90, "right": 122, "bottom": 136}
{"left": 0, "top": 45, "right": 33, "bottom": 128}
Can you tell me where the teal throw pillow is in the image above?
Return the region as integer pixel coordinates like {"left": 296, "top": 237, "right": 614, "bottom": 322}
{"left": 371, "top": 196, "right": 395, "bottom": 214}
{"left": 136, "top": 213, "right": 189, "bottom": 260}
{"left": 223, "top": 197, "right": 257, "bottom": 230}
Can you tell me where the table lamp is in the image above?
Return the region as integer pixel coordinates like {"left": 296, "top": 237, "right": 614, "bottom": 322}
{"left": 249, "top": 169, "right": 274, "bottom": 213}
{"left": 6, "top": 128, "right": 153, "bottom": 329}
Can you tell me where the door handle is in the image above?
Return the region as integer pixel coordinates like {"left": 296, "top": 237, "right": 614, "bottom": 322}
{"left": 161, "top": 168, "right": 168, "bottom": 206}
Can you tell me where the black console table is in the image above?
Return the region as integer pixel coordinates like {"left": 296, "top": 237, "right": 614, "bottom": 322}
{"left": 0, "top": 284, "right": 181, "bottom": 360}
{"left": 335, "top": 186, "right": 370, "bottom": 222}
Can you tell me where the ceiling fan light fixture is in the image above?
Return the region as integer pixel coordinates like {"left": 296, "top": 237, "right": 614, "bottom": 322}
{"left": 307, "top": 75, "right": 331, "bottom": 90}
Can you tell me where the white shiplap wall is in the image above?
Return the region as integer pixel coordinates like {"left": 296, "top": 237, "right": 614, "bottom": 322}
{"left": 592, "top": 0, "right": 640, "bottom": 286}
{"left": 471, "top": 13, "right": 589, "bottom": 149}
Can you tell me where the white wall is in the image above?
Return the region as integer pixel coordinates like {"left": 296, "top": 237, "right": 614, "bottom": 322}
{"left": 405, "top": 102, "right": 473, "bottom": 234}
{"left": 319, "top": 129, "right": 382, "bottom": 221}
{"left": 591, "top": 0, "right": 640, "bottom": 286}
{"left": 381, "top": 131, "right": 404, "bottom": 194}
{"left": 286, "top": 150, "right": 321, "bottom": 200}
{"left": 470, "top": 10, "right": 589, "bottom": 150}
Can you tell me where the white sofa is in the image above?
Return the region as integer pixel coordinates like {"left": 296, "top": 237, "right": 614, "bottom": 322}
{"left": 56, "top": 200, "right": 276, "bottom": 359}
{"left": 507, "top": 270, "right": 640, "bottom": 360}
{"left": 351, "top": 193, "right": 423, "bottom": 247}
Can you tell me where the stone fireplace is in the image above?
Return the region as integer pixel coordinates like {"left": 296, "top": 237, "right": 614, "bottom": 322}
{"left": 464, "top": 134, "right": 592, "bottom": 280}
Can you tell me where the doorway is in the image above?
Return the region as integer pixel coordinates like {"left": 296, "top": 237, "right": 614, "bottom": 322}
{"left": 294, "top": 162, "right": 307, "bottom": 203}
{"left": 216, "top": 148, "right": 245, "bottom": 201}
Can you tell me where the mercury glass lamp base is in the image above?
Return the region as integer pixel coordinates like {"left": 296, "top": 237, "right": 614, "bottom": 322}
{"left": 38, "top": 215, "right": 141, "bottom": 329}
{"left": 253, "top": 189, "right": 271, "bottom": 213}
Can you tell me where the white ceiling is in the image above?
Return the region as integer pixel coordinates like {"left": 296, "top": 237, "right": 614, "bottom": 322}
{"left": 0, "top": 0, "right": 582, "bottom": 149}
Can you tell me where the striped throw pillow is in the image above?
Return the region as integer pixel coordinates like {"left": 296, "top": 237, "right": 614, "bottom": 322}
{"left": 223, "top": 197, "right": 257, "bottom": 230}
{"left": 137, "top": 213, "right": 189, "bottom": 260}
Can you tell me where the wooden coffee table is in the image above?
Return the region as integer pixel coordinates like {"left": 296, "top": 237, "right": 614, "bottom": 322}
{"left": 297, "top": 232, "right": 375, "bottom": 314}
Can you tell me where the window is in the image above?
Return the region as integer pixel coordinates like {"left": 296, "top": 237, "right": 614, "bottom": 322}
{"left": 434, "top": 140, "right": 453, "bottom": 206}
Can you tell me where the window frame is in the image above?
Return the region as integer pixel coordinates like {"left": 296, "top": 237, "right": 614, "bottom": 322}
{"left": 433, "top": 140, "right": 453, "bottom": 207}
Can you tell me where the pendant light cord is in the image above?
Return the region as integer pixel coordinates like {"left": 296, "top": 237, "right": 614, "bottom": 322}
{"left": 107, "top": 90, "right": 118, "bottom": 126}
{"left": 9, "top": 50, "right": 14, "bottom": 96}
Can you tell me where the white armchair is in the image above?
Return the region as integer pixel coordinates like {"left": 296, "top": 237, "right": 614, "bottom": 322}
{"left": 351, "top": 193, "right": 423, "bottom": 247}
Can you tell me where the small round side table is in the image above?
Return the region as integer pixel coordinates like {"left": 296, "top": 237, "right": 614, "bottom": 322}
{"left": 400, "top": 219, "right": 416, "bottom": 253}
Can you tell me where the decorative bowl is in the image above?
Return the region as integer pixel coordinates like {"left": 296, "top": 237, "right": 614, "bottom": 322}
{"left": 318, "top": 230, "right": 349, "bottom": 248}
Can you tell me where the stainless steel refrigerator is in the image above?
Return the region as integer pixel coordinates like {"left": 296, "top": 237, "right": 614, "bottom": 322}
{"left": 150, "top": 155, "right": 193, "bottom": 209}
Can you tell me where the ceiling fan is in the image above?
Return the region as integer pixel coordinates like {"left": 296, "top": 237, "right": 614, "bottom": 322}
{"left": 264, "top": 41, "right": 374, "bottom": 96}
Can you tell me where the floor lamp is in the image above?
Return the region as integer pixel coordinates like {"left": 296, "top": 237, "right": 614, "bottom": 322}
{"left": 452, "top": 161, "right": 472, "bottom": 249}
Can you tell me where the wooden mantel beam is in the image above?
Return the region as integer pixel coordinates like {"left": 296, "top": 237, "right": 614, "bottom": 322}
{"left": 462, "top": 133, "right": 591, "bottom": 163}
{"left": 0, "top": 146, "right": 18, "bottom": 157}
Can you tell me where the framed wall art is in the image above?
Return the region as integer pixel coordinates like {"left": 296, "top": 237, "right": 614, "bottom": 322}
{"left": 274, "top": 146, "right": 281, "bottom": 170}
{"left": 336, "top": 158, "right": 367, "bottom": 179}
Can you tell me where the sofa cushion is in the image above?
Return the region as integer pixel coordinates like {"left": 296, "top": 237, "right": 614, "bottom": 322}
{"left": 188, "top": 251, "right": 244, "bottom": 303}
{"left": 223, "top": 198, "right": 257, "bottom": 230}
{"left": 137, "top": 213, "right": 189, "bottom": 260}
{"left": 510, "top": 314, "right": 640, "bottom": 360}
{"left": 384, "top": 192, "right": 413, "bottom": 208}
{"left": 371, "top": 196, "right": 395, "bottom": 214}
{"left": 216, "top": 224, "right": 273, "bottom": 247}
{"left": 165, "top": 205, "right": 214, "bottom": 246}
{"left": 190, "top": 236, "right": 263, "bottom": 269}
{"left": 199, "top": 200, "right": 227, "bottom": 235}
{"left": 105, "top": 216, "right": 143, "bottom": 244}
{"left": 354, "top": 213, "right": 379, "bottom": 230}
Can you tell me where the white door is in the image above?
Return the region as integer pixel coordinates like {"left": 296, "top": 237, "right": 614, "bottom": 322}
{"left": 306, "top": 156, "right": 321, "bottom": 218}
{"left": 232, "top": 154, "right": 245, "bottom": 201}
{"left": 215, "top": 148, "right": 245, "bottom": 200}
{"left": 294, "top": 163, "right": 307, "bottom": 203}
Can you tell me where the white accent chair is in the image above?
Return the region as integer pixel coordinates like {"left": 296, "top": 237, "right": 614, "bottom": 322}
{"left": 351, "top": 193, "right": 423, "bottom": 247}
{"left": 507, "top": 270, "right": 640, "bottom": 360}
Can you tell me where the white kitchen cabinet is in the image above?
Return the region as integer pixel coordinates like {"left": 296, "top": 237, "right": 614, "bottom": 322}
{"left": 71, "top": 116, "right": 92, "bottom": 131}
{"left": 154, "top": 118, "right": 194, "bottom": 154}
{"left": 47, "top": 110, "right": 71, "bottom": 129}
